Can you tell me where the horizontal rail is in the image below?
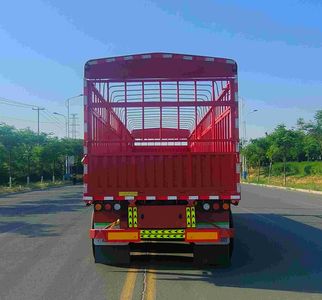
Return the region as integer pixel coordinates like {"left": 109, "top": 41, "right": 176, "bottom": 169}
{"left": 90, "top": 101, "right": 233, "bottom": 108}
{"left": 86, "top": 138, "right": 236, "bottom": 143}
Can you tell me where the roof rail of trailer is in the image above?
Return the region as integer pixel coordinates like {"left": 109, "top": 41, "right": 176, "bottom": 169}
{"left": 84, "top": 52, "right": 237, "bottom": 80}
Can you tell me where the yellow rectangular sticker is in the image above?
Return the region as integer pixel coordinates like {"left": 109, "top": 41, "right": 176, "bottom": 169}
{"left": 186, "top": 232, "right": 218, "bottom": 241}
{"left": 119, "top": 191, "right": 138, "bottom": 197}
{"left": 108, "top": 231, "right": 139, "bottom": 241}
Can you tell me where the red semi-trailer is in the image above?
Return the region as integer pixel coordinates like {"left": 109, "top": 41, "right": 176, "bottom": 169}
{"left": 83, "top": 53, "right": 240, "bottom": 265}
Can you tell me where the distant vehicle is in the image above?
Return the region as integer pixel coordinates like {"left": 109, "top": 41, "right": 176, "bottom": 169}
{"left": 83, "top": 53, "right": 240, "bottom": 265}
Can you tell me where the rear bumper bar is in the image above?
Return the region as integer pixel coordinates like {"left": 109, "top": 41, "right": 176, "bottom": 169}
{"left": 89, "top": 228, "right": 234, "bottom": 243}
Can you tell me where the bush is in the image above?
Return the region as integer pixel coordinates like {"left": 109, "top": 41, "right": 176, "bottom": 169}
{"left": 304, "top": 165, "right": 312, "bottom": 175}
{"left": 268, "top": 161, "right": 322, "bottom": 176}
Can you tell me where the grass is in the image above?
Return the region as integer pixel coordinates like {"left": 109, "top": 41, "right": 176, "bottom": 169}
{"left": 0, "top": 181, "right": 69, "bottom": 195}
{"left": 243, "top": 161, "right": 322, "bottom": 192}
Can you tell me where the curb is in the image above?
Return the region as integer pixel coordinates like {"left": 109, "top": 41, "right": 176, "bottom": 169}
{"left": 242, "top": 182, "right": 322, "bottom": 195}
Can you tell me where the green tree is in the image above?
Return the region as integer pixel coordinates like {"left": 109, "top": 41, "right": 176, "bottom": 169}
{"left": 0, "top": 124, "right": 19, "bottom": 186}
{"left": 270, "top": 124, "right": 298, "bottom": 185}
{"left": 266, "top": 144, "right": 279, "bottom": 183}
{"left": 244, "top": 137, "right": 269, "bottom": 182}
{"left": 303, "top": 135, "right": 320, "bottom": 161}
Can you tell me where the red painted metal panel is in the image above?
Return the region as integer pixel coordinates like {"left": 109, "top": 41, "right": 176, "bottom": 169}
{"left": 87, "top": 153, "right": 236, "bottom": 196}
{"left": 137, "top": 205, "right": 187, "bottom": 228}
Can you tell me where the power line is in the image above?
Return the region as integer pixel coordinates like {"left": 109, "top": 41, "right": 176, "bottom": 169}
{"left": 0, "top": 96, "right": 69, "bottom": 135}
{"left": 43, "top": 110, "right": 65, "bottom": 128}
{"left": 0, "top": 96, "right": 39, "bottom": 108}
{"left": 0, "top": 115, "right": 60, "bottom": 123}
{"left": 41, "top": 111, "right": 65, "bottom": 130}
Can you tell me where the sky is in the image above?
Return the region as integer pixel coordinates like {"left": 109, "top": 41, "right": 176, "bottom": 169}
{"left": 0, "top": 0, "right": 321, "bottom": 139}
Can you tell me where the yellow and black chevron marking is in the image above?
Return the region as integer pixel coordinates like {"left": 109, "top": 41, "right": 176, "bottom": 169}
{"left": 128, "top": 207, "right": 133, "bottom": 228}
{"left": 186, "top": 207, "right": 196, "bottom": 228}
{"left": 133, "top": 207, "right": 137, "bottom": 228}
{"left": 186, "top": 207, "right": 191, "bottom": 228}
{"left": 190, "top": 207, "right": 196, "bottom": 228}
{"left": 140, "top": 229, "right": 185, "bottom": 239}
{"left": 128, "top": 207, "right": 138, "bottom": 228}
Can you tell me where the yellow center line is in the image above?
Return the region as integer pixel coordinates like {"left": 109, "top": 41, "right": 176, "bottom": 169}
{"left": 119, "top": 268, "right": 138, "bottom": 300}
{"left": 146, "top": 268, "right": 156, "bottom": 300}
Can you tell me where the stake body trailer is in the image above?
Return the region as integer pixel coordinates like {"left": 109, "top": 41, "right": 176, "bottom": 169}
{"left": 83, "top": 53, "right": 240, "bottom": 265}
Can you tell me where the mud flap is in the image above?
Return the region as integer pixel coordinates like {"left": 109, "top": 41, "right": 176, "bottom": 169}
{"left": 93, "top": 244, "right": 130, "bottom": 265}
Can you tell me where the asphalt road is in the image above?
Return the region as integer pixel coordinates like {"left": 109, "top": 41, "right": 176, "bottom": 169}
{"left": 0, "top": 184, "right": 322, "bottom": 300}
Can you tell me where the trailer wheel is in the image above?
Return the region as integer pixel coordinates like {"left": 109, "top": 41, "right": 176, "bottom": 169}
{"left": 194, "top": 210, "right": 234, "bottom": 266}
{"left": 229, "top": 210, "right": 234, "bottom": 259}
{"left": 91, "top": 212, "right": 130, "bottom": 265}
{"left": 193, "top": 244, "right": 230, "bottom": 266}
{"left": 91, "top": 212, "right": 95, "bottom": 259}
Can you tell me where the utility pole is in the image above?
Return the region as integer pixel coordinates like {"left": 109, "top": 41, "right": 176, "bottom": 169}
{"left": 65, "top": 94, "right": 83, "bottom": 138}
{"left": 30, "top": 107, "right": 44, "bottom": 185}
{"left": 32, "top": 107, "right": 45, "bottom": 138}
{"left": 71, "top": 113, "right": 78, "bottom": 139}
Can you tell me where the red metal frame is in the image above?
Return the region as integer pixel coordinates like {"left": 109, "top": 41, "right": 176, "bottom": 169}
{"left": 84, "top": 53, "right": 240, "bottom": 243}
{"left": 83, "top": 53, "right": 239, "bottom": 202}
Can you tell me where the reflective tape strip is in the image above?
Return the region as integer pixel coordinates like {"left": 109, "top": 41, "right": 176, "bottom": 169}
{"left": 128, "top": 207, "right": 133, "bottom": 228}
{"left": 83, "top": 164, "right": 88, "bottom": 174}
{"left": 235, "top": 118, "right": 239, "bottom": 128}
{"left": 84, "top": 122, "right": 88, "bottom": 132}
{"left": 140, "top": 229, "right": 185, "bottom": 239}
{"left": 231, "top": 195, "right": 241, "bottom": 200}
{"left": 141, "top": 54, "right": 151, "bottom": 59}
{"left": 183, "top": 55, "right": 193, "bottom": 60}
{"left": 205, "top": 57, "right": 214, "bottom": 62}
{"left": 235, "top": 92, "right": 238, "bottom": 102}
{"left": 191, "top": 207, "right": 196, "bottom": 228}
{"left": 106, "top": 58, "right": 115, "bottom": 62}
{"left": 124, "top": 56, "right": 133, "bottom": 60}
{"left": 141, "top": 234, "right": 184, "bottom": 239}
{"left": 236, "top": 142, "right": 240, "bottom": 152}
{"left": 163, "top": 54, "right": 173, "bottom": 58}
{"left": 226, "top": 59, "right": 235, "bottom": 64}
{"left": 83, "top": 195, "right": 92, "bottom": 201}
{"left": 83, "top": 95, "right": 88, "bottom": 105}
{"left": 236, "top": 163, "right": 240, "bottom": 173}
{"left": 133, "top": 207, "right": 137, "bottom": 228}
{"left": 84, "top": 146, "right": 88, "bottom": 154}
{"left": 141, "top": 229, "right": 184, "bottom": 235}
{"left": 85, "top": 195, "right": 231, "bottom": 201}
{"left": 237, "top": 183, "right": 241, "bottom": 193}
{"left": 88, "top": 60, "right": 98, "bottom": 65}
{"left": 84, "top": 184, "right": 88, "bottom": 193}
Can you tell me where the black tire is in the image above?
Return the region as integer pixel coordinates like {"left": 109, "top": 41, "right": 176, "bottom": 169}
{"left": 193, "top": 210, "right": 234, "bottom": 266}
{"left": 93, "top": 244, "right": 130, "bottom": 265}
{"left": 229, "top": 210, "right": 234, "bottom": 259}
{"left": 194, "top": 244, "right": 230, "bottom": 266}
{"left": 91, "top": 212, "right": 130, "bottom": 265}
